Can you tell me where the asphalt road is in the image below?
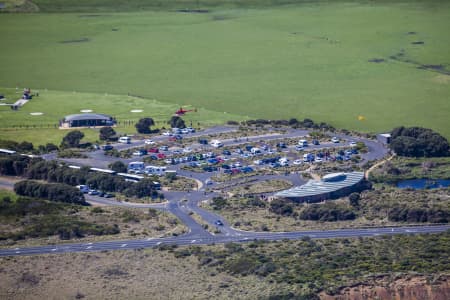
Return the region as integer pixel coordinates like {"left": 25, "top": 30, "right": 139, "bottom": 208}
{"left": 1, "top": 225, "right": 448, "bottom": 257}
{"left": 2, "top": 125, "right": 441, "bottom": 258}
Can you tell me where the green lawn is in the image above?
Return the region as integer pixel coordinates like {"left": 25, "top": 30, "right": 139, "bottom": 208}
{"left": 0, "top": 88, "right": 245, "bottom": 144}
{"left": 1, "top": 1, "right": 449, "bottom": 140}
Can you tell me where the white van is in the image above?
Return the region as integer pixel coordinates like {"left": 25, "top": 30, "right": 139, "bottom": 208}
{"left": 298, "top": 139, "right": 308, "bottom": 146}
{"left": 128, "top": 161, "right": 145, "bottom": 172}
{"left": 210, "top": 140, "right": 223, "bottom": 148}
{"left": 118, "top": 136, "right": 131, "bottom": 144}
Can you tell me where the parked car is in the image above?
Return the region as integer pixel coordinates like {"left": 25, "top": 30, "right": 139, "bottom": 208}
{"left": 241, "top": 166, "right": 254, "bottom": 173}
{"left": 203, "top": 166, "right": 218, "bottom": 172}
{"left": 162, "top": 131, "right": 173, "bottom": 136}
{"left": 293, "top": 159, "right": 302, "bottom": 165}
{"left": 295, "top": 145, "right": 304, "bottom": 151}
{"left": 198, "top": 138, "right": 208, "bottom": 145}
{"left": 132, "top": 150, "right": 146, "bottom": 156}
{"left": 214, "top": 220, "right": 224, "bottom": 226}
{"left": 88, "top": 189, "right": 99, "bottom": 195}
{"left": 222, "top": 149, "right": 231, "bottom": 155}
{"left": 331, "top": 137, "right": 340, "bottom": 143}
{"left": 312, "top": 139, "right": 320, "bottom": 145}
{"left": 148, "top": 147, "right": 159, "bottom": 153}
{"left": 101, "top": 144, "right": 113, "bottom": 151}
{"left": 144, "top": 139, "right": 155, "bottom": 145}
{"left": 159, "top": 145, "right": 169, "bottom": 151}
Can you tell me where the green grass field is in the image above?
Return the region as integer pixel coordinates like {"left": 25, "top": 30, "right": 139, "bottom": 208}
{"left": 1, "top": 1, "right": 449, "bottom": 143}
{"left": 0, "top": 88, "right": 245, "bottom": 144}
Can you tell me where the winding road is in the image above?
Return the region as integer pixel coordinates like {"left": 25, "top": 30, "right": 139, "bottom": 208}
{"left": 1, "top": 126, "right": 448, "bottom": 257}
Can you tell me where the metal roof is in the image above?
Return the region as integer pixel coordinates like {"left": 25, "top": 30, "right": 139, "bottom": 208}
{"left": 64, "top": 113, "right": 112, "bottom": 121}
{"left": 275, "top": 172, "right": 364, "bottom": 198}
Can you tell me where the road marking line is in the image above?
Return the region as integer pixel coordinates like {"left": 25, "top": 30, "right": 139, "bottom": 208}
{"left": 86, "top": 246, "right": 93, "bottom": 249}
{"left": 15, "top": 251, "right": 21, "bottom": 254}
{"left": 51, "top": 248, "right": 57, "bottom": 251}
{"left": 120, "top": 244, "right": 127, "bottom": 247}
{"left": 191, "top": 240, "right": 196, "bottom": 243}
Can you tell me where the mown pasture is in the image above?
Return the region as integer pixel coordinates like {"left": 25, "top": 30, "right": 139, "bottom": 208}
{"left": 0, "top": 1, "right": 449, "bottom": 141}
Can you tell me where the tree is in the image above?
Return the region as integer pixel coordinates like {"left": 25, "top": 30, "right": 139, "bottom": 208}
{"left": 61, "top": 130, "right": 84, "bottom": 148}
{"left": 169, "top": 116, "right": 185, "bottom": 129}
{"left": 135, "top": 117, "right": 155, "bottom": 134}
{"left": 389, "top": 126, "right": 449, "bottom": 157}
{"left": 349, "top": 192, "right": 360, "bottom": 207}
{"left": 109, "top": 161, "right": 127, "bottom": 173}
{"left": 99, "top": 126, "right": 116, "bottom": 141}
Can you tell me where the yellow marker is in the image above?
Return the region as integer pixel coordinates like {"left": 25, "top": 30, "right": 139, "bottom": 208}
{"left": 358, "top": 115, "right": 366, "bottom": 121}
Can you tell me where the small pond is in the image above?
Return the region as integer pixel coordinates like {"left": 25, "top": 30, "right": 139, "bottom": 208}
{"left": 397, "top": 179, "right": 450, "bottom": 190}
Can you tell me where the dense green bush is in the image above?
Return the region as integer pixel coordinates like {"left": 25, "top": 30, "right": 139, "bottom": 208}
{"left": 269, "top": 198, "right": 294, "bottom": 216}
{"left": 390, "top": 126, "right": 449, "bottom": 157}
{"left": 388, "top": 205, "right": 449, "bottom": 223}
{"left": 299, "top": 202, "right": 356, "bottom": 221}
{"left": 1, "top": 155, "right": 157, "bottom": 198}
{"left": 14, "top": 180, "right": 87, "bottom": 205}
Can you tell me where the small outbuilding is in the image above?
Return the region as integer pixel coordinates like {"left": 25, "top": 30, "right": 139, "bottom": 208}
{"left": 377, "top": 133, "right": 391, "bottom": 144}
{"left": 60, "top": 113, "right": 116, "bottom": 128}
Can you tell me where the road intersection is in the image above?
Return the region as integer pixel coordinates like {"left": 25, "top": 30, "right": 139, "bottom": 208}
{"left": 1, "top": 126, "right": 448, "bottom": 257}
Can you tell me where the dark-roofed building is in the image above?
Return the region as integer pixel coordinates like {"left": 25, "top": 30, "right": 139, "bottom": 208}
{"left": 274, "top": 172, "right": 366, "bottom": 203}
{"left": 60, "top": 113, "right": 116, "bottom": 128}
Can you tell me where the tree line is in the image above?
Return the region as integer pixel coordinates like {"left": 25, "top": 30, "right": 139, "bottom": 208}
{"left": 0, "top": 154, "right": 161, "bottom": 199}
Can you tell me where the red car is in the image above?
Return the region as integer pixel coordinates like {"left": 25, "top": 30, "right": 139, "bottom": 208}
{"left": 148, "top": 147, "right": 159, "bottom": 153}
{"left": 157, "top": 153, "right": 166, "bottom": 159}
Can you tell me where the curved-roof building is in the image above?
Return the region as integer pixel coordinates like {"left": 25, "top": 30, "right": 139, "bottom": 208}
{"left": 275, "top": 172, "right": 365, "bottom": 202}
{"left": 60, "top": 113, "right": 116, "bottom": 128}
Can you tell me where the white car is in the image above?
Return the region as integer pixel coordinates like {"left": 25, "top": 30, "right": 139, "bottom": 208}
{"left": 315, "top": 157, "right": 323, "bottom": 163}
{"left": 349, "top": 141, "right": 357, "bottom": 146}
{"left": 293, "top": 159, "right": 302, "bottom": 165}
{"left": 182, "top": 147, "right": 192, "bottom": 153}
{"left": 232, "top": 162, "right": 242, "bottom": 168}
{"left": 162, "top": 131, "right": 173, "bottom": 136}
{"left": 280, "top": 161, "right": 289, "bottom": 167}
{"left": 144, "top": 139, "right": 155, "bottom": 145}
{"left": 331, "top": 137, "right": 340, "bottom": 143}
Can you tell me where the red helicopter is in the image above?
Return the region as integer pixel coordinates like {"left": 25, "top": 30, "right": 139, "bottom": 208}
{"left": 174, "top": 107, "right": 196, "bottom": 116}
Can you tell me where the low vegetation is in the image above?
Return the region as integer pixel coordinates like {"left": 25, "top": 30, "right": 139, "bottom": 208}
{"left": 0, "top": 191, "right": 185, "bottom": 246}
{"left": 172, "top": 232, "right": 450, "bottom": 297}
{"left": 370, "top": 156, "right": 450, "bottom": 183}
{"left": 204, "top": 182, "right": 449, "bottom": 232}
